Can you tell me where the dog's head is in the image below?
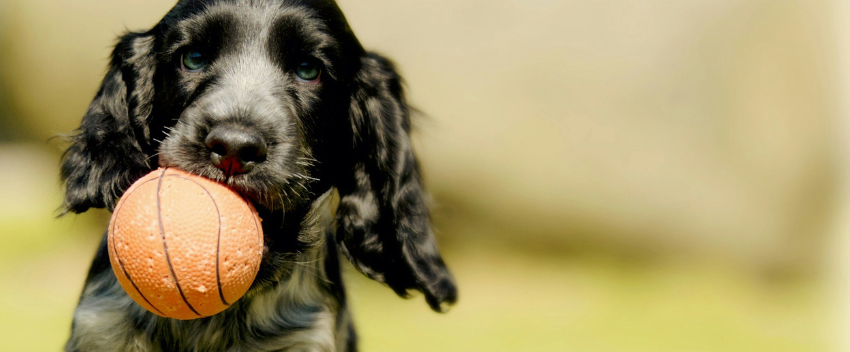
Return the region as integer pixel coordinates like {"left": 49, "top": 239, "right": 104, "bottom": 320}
{"left": 61, "top": 0, "right": 456, "bottom": 312}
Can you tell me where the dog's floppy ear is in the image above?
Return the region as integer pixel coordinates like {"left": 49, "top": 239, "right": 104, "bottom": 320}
{"left": 334, "top": 52, "right": 457, "bottom": 312}
{"left": 61, "top": 32, "right": 156, "bottom": 214}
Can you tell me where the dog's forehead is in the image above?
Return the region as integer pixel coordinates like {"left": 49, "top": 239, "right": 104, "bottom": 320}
{"left": 167, "top": 0, "right": 342, "bottom": 25}
{"left": 154, "top": 0, "right": 359, "bottom": 68}
{"left": 173, "top": 2, "right": 323, "bottom": 38}
{"left": 159, "top": 0, "right": 347, "bottom": 55}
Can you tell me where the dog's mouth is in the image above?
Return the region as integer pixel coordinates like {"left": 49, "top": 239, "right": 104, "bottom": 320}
{"left": 157, "top": 154, "right": 315, "bottom": 213}
{"left": 156, "top": 113, "right": 316, "bottom": 213}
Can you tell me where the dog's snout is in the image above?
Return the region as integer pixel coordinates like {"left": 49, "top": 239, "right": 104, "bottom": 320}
{"left": 205, "top": 125, "right": 268, "bottom": 176}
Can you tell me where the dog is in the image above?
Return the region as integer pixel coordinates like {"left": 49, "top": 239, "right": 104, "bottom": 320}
{"left": 60, "top": 1, "right": 457, "bottom": 351}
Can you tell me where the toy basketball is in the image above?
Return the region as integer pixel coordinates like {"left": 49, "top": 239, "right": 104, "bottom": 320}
{"left": 107, "top": 168, "right": 264, "bottom": 320}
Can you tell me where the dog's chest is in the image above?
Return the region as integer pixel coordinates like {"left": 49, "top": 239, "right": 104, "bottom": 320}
{"left": 68, "top": 265, "right": 339, "bottom": 352}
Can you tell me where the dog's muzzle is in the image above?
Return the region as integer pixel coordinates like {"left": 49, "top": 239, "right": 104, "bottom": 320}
{"left": 204, "top": 124, "right": 268, "bottom": 176}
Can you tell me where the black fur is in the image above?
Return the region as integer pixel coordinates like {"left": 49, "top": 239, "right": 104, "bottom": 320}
{"left": 61, "top": 1, "right": 456, "bottom": 351}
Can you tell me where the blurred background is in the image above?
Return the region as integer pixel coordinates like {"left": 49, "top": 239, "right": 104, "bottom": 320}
{"left": 0, "top": 0, "right": 847, "bottom": 351}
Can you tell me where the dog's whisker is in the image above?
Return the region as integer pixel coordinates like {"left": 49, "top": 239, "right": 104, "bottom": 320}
{"left": 283, "top": 257, "right": 332, "bottom": 284}
{"left": 288, "top": 257, "right": 323, "bottom": 265}
{"left": 295, "top": 156, "right": 317, "bottom": 166}
{"left": 293, "top": 173, "right": 319, "bottom": 182}
{"left": 279, "top": 193, "right": 286, "bottom": 217}
{"left": 144, "top": 152, "right": 161, "bottom": 164}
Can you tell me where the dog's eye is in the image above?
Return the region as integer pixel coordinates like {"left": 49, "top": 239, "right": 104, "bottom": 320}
{"left": 295, "top": 61, "right": 321, "bottom": 81}
{"left": 182, "top": 51, "right": 207, "bottom": 72}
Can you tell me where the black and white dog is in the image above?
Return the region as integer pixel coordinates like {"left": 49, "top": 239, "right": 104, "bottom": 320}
{"left": 61, "top": 1, "right": 456, "bottom": 350}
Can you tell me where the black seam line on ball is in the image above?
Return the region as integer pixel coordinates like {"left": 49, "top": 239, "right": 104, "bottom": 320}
{"left": 111, "top": 178, "right": 166, "bottom": 317}
{"left": 171, "top": 175, "right": 230, "bottom": 307}
{"left": 157, "top": 168, "right": 203, "bottom": 317}
{"left": 235, "top": 192, "right": 263, "bottom": 259}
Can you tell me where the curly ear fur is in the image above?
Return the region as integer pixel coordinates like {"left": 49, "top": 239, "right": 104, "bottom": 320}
{"left": 335, "top": 53, "right": 458, "bottom": 312}
{"left": 60, "top": 32, "right": 156, "bottom": 214}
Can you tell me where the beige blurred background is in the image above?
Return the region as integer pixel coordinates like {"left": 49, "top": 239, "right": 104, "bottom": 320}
{"left": 0, "top": 0, "right": 846, "bottom": 351}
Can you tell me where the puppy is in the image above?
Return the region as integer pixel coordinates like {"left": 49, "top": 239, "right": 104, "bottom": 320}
{"left": 61, "top": 1, "right": 456, "bottom": 351}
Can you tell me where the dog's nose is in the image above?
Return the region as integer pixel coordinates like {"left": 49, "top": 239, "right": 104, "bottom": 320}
{"left": 205, "top": 125, "right": 267, "bottom": 176}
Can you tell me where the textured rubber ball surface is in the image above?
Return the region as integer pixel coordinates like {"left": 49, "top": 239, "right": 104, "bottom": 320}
{"left": 107, "top": 168, "right": 264, "bottom": 320}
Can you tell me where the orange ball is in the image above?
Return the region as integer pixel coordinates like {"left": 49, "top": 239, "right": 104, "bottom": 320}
{"left": 107, "top": 168, "right": 263, "bottom": 320}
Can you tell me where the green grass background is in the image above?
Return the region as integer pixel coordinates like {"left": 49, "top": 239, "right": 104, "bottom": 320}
{"left": 0, "top": 196, "right": 831, "bottom": 351}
